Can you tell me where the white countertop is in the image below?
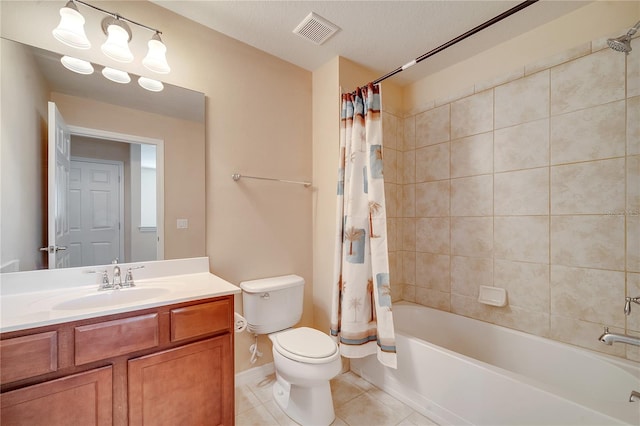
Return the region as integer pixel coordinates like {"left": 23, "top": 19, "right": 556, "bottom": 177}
{"left": 0, "top": 257, "right": 240, "bottom": 333}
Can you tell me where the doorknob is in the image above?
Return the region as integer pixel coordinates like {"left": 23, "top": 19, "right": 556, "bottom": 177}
{"left": 39, "top": 245, "right": 67, "bottom": 253}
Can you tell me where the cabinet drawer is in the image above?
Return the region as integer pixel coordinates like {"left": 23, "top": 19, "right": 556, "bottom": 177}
{"left": 170, "top": 299, "right": 231, "bottom": 342}
{"left": 1, "top": 331, "right": 57, "bottom": 384}
{"left": 75, "top": 314, "right": 158, "bottom": 365}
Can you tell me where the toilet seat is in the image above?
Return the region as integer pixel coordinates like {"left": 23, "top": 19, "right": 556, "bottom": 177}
{"left": 273, "top": 327, "right": 338, "bottom": 364}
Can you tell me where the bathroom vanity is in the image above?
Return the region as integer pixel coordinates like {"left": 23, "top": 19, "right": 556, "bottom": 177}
{"left": 0, "top": 257, "right": 239, "bottom": 425}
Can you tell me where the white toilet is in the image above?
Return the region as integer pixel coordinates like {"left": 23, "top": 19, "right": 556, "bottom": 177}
{"left": 240, "top": 275, "right": 342, "bottom": 426}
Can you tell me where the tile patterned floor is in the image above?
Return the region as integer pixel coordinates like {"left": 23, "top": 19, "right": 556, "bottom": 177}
{"left": 235, "top": 371, "right": 439, "bottom": 426}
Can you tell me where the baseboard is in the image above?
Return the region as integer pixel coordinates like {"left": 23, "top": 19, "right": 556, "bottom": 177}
{"left": 235, "top": 362, "right": 275, "bottom": 387}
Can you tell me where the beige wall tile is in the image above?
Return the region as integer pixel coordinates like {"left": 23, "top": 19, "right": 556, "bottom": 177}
{"left": 415, "top": 104, "right": 450, "bottom": 148}
{"left": 494, "top": 119, "right": 549, "bottom": 172}
{"left": 629, "top": 216, "right": 640, "bottom": 273}
{"left": 416, "top": 142, "right": 450, "bottom": 182}
{"left": 450, "top": 90, "right": 494, "bottom": 139}
{"left": 401, "top": 184, "right": 415, "bottom": 218}
{"left": 495, "top": 168, "right": 549, "bottom": 216}
{"left": 415, "top": 287, "right": 450, "bottom": 311}
{"left": 628, "top": 273, "right": 640, "bottom": 333}
{"left": 629, "top": 44, "right": 640, "bottom": 98}
{"left": 451, "top": 175, "right": 493, "bottom": 217}
{"left": 490, "top": 306, "right": 550, "bottom": 337}
{"left": 494, "top": 216, "right": 549, "bottom": 263}
{"left": 385, "top": 183, "right": 398, "bottom": 218}
{"left": 450, "top": 132, "right": 493, "bottom": 178}
{"left": 401, "top": 218, "right": 416, "bottom": 251}
{"left": 550, "top": 265, "right": 625, "bottom": 327}
{"left": 550, "top": 49, "right": 625, "bottom": 115}
{"left": 382, "top": 112, "right": 398, "bottom": 150}
{"left": 450, "top": 294, "right": 493, "bottom": 323}
{"left": 550, "top": 100, "right": 626, "bottom": 165}
{"left": 451, "top": 217, "right": 493, "bottom": 257}
{"left": 629, "top": 155, "right": 640, "bottom": 212}
{"left": 475, "top": 67, "right": 524, "bottom": 93}
{"left": 629, "top": 97, "right": 640, "bottom": 156}
{"left": 550, "top": 316, "right": 625, "bottom": 357}
{"left": 403, "top": 115, "right": 415, "bottom": 151}
{"left": 415, "top": 181, "right": 450, "bottom": 217}
{"left": 416, "top": 217, "right": 450, "bottom": 254}
{"left": 494, "top": 259, "right": 549, "bottom": 312}
{"left": 402, "top": 251, "right": 416, "bottom": 286}
{"left": 495, "top": 70, "right": 549, "bottom": 129}
{"left": 386, "top": 218, "right": 398, "bottom": 252}
{"left": 525, "top": 43, "right": 591, "bottom": 76}
{"left": 416, "top": 253, "right": 450, "bottom": 292}
{"left": 383, "top": 148, "right": 398, "bottom": 184}
{"left": 451, "top": 256, "right": 492, "bottom": 297}
{"left": 402, "top": 284, "right": 416, "bottom": 303}
{"left": 551, "top": 158, "right": 626, "bottom": 215}
{"left": 402, "top": 150, "right": 416, "bottom": 184}
{"left": 551, "top": 215, "right": 625, "bottom": 270}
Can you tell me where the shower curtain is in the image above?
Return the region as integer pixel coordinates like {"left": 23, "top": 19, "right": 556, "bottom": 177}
{"left": 330, "top": 83, "right": 396, "bottom": 369}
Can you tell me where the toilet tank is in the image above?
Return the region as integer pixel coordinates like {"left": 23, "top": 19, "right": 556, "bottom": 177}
{"left": 240, "top": 275, "right": 304, "bottom": 334}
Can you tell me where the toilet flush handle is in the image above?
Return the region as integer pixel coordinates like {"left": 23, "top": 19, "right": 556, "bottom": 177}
{"left": 261, "top": 292, "right": 270, "bottom": 300}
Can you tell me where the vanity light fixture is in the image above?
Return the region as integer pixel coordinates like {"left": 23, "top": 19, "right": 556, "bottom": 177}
{"left": 102, "top": 67, "right": 131, "bottom": 84}
{"left": 52, "top": 0, "right": 170, "bottom": 74}
{"left": 60, "top": 55, "right": 94, "bottom": 75}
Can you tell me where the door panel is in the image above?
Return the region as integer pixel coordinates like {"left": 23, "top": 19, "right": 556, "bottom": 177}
{"left": 47, "top": 102, "right": 71, "bottom": 269}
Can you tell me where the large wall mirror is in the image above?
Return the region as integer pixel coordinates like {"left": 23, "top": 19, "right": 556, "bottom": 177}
{"left": 1, "top": 38, "right": 206, "bottom": 273}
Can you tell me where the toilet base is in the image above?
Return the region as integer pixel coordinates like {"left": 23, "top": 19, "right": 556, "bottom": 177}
{"left": 273, "top": 376, "right": 335, "bottom": 426}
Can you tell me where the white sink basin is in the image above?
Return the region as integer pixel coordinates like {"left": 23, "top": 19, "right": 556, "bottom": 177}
{"left": 52, "top": 287, "right": 170, "bottom": 310}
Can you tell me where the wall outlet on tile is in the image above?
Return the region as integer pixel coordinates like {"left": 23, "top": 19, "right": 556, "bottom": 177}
{"left": 177, "top": 219, "right": 189, "bottom": 229}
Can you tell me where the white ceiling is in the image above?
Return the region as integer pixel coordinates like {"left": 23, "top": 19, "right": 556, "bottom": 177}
{"left": 152, "top": 0, "right": 591, "bottom": 85}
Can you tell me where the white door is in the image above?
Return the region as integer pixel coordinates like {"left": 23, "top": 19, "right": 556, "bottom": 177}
{"left": 69, "top": 160, "right": 123, "bottom": 267}
{"left": 46, "top": 102, "right": 71, "bottom": 269}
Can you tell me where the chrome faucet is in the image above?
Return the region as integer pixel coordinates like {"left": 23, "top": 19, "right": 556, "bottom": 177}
{"left": 123, "top": 265, "right": 145, "bottom": 288}
{"left": 598, "top": 327, "right": 640, "bottom": 347}
{"left": 112, "top": 259, "right": 122, "bottom": 289}
{"left": 624, "top": 296, "right": 640, "bottom": 315}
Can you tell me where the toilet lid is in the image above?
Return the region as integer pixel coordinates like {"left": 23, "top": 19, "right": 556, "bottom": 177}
{"left": 274, "top": 327, "right": 337, "bottom": 360}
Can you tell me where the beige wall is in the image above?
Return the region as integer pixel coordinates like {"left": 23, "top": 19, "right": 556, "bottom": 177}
{"left": 404, "top": 1, "right": 640, "bottom": 113}
{"left": 311, "top": 56, "right": 403, "bottom": 336}
{"left": 1, "top": 1, "right": 312, "bottom": 374}
{"left": 0, "top": 37, "right": 49, "bottom": 272}
{"left": 397, "top": 2, "right": 640, "bottom": 361}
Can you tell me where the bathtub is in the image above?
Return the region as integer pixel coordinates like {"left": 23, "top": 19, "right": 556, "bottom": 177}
{"left": 350, "top": 302, "right": 640, "bottom": 425}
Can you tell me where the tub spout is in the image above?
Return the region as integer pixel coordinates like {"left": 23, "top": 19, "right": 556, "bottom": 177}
{"left": 598, "top": 327, "right": 640, "bottom": 346}
{"left": 630, "top": 390, "right": 640, "bottom": 403}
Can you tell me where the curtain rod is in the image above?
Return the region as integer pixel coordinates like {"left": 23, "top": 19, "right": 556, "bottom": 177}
{"left": 372, "top": 0, "right": 539, "bottom": 85}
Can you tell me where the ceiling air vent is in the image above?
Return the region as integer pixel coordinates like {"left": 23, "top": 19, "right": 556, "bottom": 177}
{"left": 293, "top": 12, "right": 340, "bottom": 46}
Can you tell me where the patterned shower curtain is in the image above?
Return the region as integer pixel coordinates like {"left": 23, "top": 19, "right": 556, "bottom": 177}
{"left": 330, "top": 83, "right": 397, "bottom": 369}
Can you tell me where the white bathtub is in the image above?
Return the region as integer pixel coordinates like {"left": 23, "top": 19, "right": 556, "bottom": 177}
{"left": 351, "top": 302, "right": 640, "bottom": 425}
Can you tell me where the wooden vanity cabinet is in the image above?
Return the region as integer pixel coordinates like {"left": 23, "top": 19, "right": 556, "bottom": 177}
{"left": 0, "top": 295, "right": 234, "bottom": 426}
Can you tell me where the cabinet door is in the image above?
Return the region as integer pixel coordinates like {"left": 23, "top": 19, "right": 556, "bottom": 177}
{"left": 0, "top": 366, "right": 112, "bottom": 426}
{"left": 128, "top": 335, "right": 233, "bottom": 426}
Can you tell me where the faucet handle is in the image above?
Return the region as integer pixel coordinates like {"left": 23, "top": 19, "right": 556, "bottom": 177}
{"left": 86, "top": 269, "right": 111, "bottom": 290}
{"left": 124, "top": 265, "right": 145, "bottom": 287}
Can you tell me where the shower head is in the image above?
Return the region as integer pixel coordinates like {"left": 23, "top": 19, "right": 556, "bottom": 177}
{"left": 607, "top": 35, "right": 632, "bottom": 53}
{"left": 607, "top": 20, "right": 640, "bottom": 54}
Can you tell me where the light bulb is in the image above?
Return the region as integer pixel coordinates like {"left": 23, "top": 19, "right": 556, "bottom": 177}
{"left": 138, "top": 77, "right": 164, "bottom": 92}
{"left": 60, "top": 56, "right": 94, "bottom": 75}
{"left": 52, "top": 1, "right": 91, "bottom": 49}
{"left": 102, "top": 67, "right": 131, "bottom": 84}
{"left": 101, "top": 20, "right": 133, "bottom": 63}
{"left": 143, "top": 33, "right": 170, "bottom": 74}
